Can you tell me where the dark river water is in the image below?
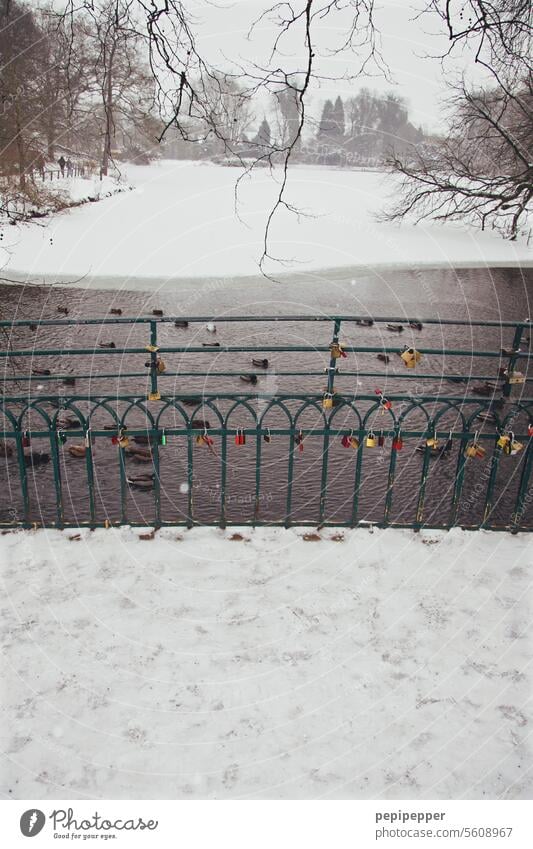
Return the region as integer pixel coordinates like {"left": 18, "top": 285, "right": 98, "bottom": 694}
{"left": 1, "top": 264, "right": 532, "bottom": 529}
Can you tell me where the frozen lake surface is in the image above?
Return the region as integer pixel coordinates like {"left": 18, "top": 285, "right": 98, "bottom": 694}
{"left": 1, "top": 161, "right": 531, "bottom": 284}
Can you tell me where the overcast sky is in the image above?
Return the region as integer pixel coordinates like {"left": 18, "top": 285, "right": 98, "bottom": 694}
{"left": 192, "top": 0, "right": 486, "bottom": 133}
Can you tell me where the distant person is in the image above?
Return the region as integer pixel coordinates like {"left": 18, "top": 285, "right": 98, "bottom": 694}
{"left": 36, "top": 153, "right": 45, "bottom": 179}
{"left": 58, "top": 155, "right": 66, "bottom": 176}
{"left": 66, "top": 158, "right": 73, "bottom": 177}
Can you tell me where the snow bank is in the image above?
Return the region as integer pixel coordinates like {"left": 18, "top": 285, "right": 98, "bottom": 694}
{"left": 1, "top": 525, "right": 530, "bottom": 800}
{"left": 1, "top": 160, "right": 530, "bottom": 282}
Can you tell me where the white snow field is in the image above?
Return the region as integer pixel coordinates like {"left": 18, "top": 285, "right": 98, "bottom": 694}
{"left": 1, "top": 525, "right": 531, "bottom": 800}
{"left": 1, "top": 160, "right": 531, "bottom": 282}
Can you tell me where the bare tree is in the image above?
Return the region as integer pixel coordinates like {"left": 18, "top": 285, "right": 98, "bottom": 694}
{"left": 387, "top": 78, "right": 532, "bottom": 239}
{"left": 387, "top": 2, "right": 532, "bottom": 239}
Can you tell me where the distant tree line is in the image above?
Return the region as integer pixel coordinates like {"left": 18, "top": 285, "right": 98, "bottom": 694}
{"left": 164, "top": 88, "right": 426, "bottom": 168}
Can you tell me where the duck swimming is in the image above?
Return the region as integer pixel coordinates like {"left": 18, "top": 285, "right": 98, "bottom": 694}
{"left": 387, "top": 324, "right": 404, "bottom": 333}
{"left": 126, "top": 446, "right": 153, "bottom": 463}
{"left": 252, "top": 358, "right": 269, "bottom": 368}
{"left": 24, "top": 450, "right": 50, "bottom": 466}
{"left": 127, "top": 473, "right": 154, "bottom": 490}
{"left": 240, "top": 374, "right": 258, "bottom": 385}
{"left": 377, "top": 354, "right": 390, "bottom": 364}
{"left": 68, "top": 443, "right": 86, "bottom": 458}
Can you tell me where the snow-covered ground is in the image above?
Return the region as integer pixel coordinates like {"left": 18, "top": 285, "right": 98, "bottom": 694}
{"left": 1, "top": 160, "right": 530, "bottom": 282}
{"left": 1, "top": 525, "right": 530, "bottom": 800}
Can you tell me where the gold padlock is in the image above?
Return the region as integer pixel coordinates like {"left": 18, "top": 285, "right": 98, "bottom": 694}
{"left": 349, "top": 435, "right": 360, "bottom": 449}
{"left": 322, "top": 393, "right": 333, "bottom": 410}
{"left": 509, "top": 434, "right": 524, "bottom": 455}
{"left": 497, "top": 433, "right": 510, "bottom": 450}
{"left": 365, "top": 430, "right": 377, "bottom": 448}
{"left": 507, "top": 370, "right": 525, "bottom": 385}
{"left": 400, "top": 346, "right": 422, "bottom": 369}
{"left": 156, "top": 357, "right": 166, "bottom": 374}
{"left": 118, "top": 434, "right": 129, "bottom": 449}
{"left": 466, "top": 441, "right": 486, "bottom": 459}
{"left": 426, "top": 433, "right": 439, "bottom": 449}
{"left": 145, "top": 344, "right": 159, "bottom": 353}
{"left": 148, "top": 391, "right": 161, "bottom": 401}
{"left": 329, "top": 342, "right": 346, "bottom": 360}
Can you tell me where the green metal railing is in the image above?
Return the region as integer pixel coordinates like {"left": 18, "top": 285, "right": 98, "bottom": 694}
{"left": 1, "top": 314, "right": 532, "bottom": 531}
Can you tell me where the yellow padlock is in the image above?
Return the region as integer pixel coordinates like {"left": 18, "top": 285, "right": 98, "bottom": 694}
{"left": 330, "top": 342, "right": 342, "bottom": 359}
{"left": 118, "top": 434, "right": 129, "bottom": 449}
{"left": 507, "top": 370, "right": 525, "bottom": 385}
{"left": 426, "top": 433, "right": 439, "bottom": 449}
{"left": 509, "top": 435, "right": 524, "bottom": 455}
{"left": 466, "top": 441, "right": 486, "bottom": 459}
{"left": 195, "top": 434, "right": 206, "bottom": 446}
{"left": 365, "top": 430, "right": 377, "bottom": 448}
{"left": 400, "top": 346, "right": 422, "bottom": 369}
{"left": 322, "top": 393, "right": 334, "bottom": 410}
{"left": 156, "top": 357, "right": 166, "bottom": 374}
{"left": 497, "top": 433, "right": 510, "bottom": 450}
{"left": 148, "top": 391, "right": 161, "bottom": 401}
{"left": 145, "top": 344, "right": 159, "bottom": 353}
{"left": 349, "top": 435, "right": 360, "bottom": 449}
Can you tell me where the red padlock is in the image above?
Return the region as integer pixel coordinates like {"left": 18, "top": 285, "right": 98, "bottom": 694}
{"left": 111, "top": 435, "right": 119, "bottom": 445}
{"left": 341, "top": 434, "right": 350, "bottom": 448}
{"left": 21, "top": 431, "right": 30, "bottom": 448}
{"left": 392, "top": 434, "right": 403, "bottom": 451}
{"left": 529, "top": 423, "right": 533, "bottom": 437}
{"left": 378, "top": 432, "right": 385, "bottom": 447}
{"left": 295, "top": 429, "right": 304, "bottom": 452}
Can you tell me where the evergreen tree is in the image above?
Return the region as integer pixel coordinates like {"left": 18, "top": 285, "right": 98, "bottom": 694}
{"left": 254, "top": 117, "right": 271, "bottom": 147}
{"left": 317, "top": 99, "right": 334, "bottom": 139}
{"left": 331, "top": 96, "right": 345, "bottom": 139}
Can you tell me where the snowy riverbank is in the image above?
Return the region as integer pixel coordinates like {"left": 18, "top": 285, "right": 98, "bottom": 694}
{"left": 1, "top": 160, "right": 530, "bottom": 283}
{"left": 1, "top": 525, "right": 530, "bottom": 800}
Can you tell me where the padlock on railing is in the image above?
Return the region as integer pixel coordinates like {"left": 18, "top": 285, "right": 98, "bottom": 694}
{"left": 341, "top": 430, "right": 359, "bottom": 449}
{"left": 329, "top": 342, "right": 347, "bottom": 360}
{"left": 263, "top": 427, "right": 271, "bottom": 444}
{"left": 508, "top": 432, "right": 523, "bottom": 455}
{"left": 504, "top": 370, "right": 525, "bottom": 385}
{"left": 375, "top": 389, "right": 392, "bottom": 411}
{"left": 295, "top": 429, "right": 304, "bottom": 452}
{"left": 322, "top": 392, "right": 334, "bottom": 410}
{"left": 235, "top": 427, "right": 246, "bottom": 446}
{"left": 528, "top": 422, "right": 533, "bottom": 437}
{"left": 392, "top": 432, "right": 403, "bottom": 451}
{"left": 365, "top": 430, "right": 377, "bottom": 448}
{"left": 400, "top": 346, "right": 422, "bottom": 369}
{"left": 378, "top": 431, "right": 385, "bottom": 447}
{"left": 196, "top": 428, "right": 214, "bottom": 448}
{"left": 160, "top": 429, "right": 167, "bottom": 446}
{"left": 148, "top": 391, "right": 161, "bottom": 401}
{"left": 426, "top": 431, "right": 439, "bottom": 449}
{"left": 496, "top": 432, "right": 510, "bottom": 451}
{"left": 21, "top": 431, "right": 31, "bottom": 448}
{"left": 118, "top": 428, "right": 129, "bottom": 449}
{"left": 465, "top": 433, "right": 486, "bottom": 459}
{"left": 57, "top": 430, "right": 67, "bottom": 445}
